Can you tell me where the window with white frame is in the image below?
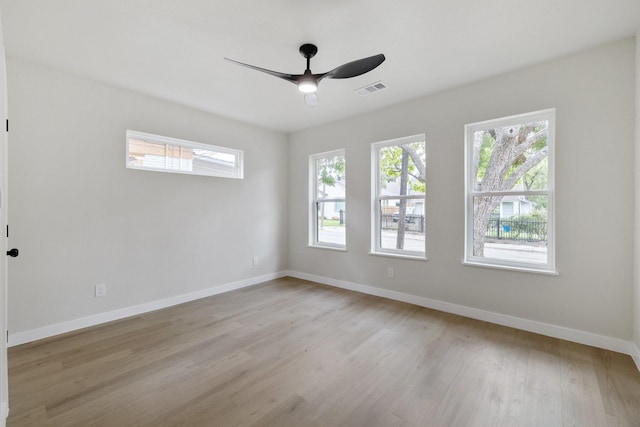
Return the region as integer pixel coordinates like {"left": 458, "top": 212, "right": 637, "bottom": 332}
{"left": 310, "top": 150, "right": 346, "bottom": 248}
{"left": 126, "top": 130, "right": 243, "bottom": 179}
{"left": 464, "top": 109, "right": 555, "bottom": 273}
{"left": 372, "top": 135, "right": 426, "bottom": 258}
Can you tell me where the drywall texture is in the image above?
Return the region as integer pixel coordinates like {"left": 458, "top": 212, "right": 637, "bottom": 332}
{"left": 289, "top": 38, "right": 636, "bottom": 341}
{"left": 0, "top": 10, "right": 8, "bottom": 420}
{"left": 7, "top": 58, "right": 288, "bottom": 334}
{"left": 635, "top": 31, "right": 640, "bottom": 351}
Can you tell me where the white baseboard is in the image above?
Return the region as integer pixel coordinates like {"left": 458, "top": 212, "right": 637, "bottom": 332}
{"left": 1, "top": 401, "right": 8, "bottom": 427}
{"left": 8, "top": 271, "right": 287, "bottom": 347}
{"left": 286, "top": 270, "right": 637, "bottom": 359}
{"left": 9, "top": 270, "right": 639, "bottom": 372}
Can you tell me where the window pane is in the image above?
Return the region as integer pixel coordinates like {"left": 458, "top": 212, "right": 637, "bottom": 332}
{"left": 316, "top": 201, "right": 346, "bottom": 246}
{"left": 378, "top": 141, "right": 425, "bottom": 196}
{"left": 472, "top": 120, "right": 549, "bottom": 192}
{"left": 316, "top": 155, "right": 345, "bottom": 199}
{"left": 192, "top": 149, "right": 240, "bottom": 178}
{"left": 127, "top": 131, "right": 243, "bottom": 179}
{"left": 311, "top": 150, "right": 346, "bottom": 248}
{"left": 379, "top": 199, "right": 425, "bottom": 252}
{"left": 472, "top": 195, "right": 548, "bottom": 264}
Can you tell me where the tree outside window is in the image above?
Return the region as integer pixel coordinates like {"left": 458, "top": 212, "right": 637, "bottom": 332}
{"left": 372, "top": 135, "right": 426, "bottom": 257}
{"left": 465, "top": 109, "right": 555, "bottom": 272}
{"left": 310, "top": 150, "right": 346, "bottom": 248}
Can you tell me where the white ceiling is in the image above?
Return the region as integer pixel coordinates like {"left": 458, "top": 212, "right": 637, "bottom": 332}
{"left": 0, "top": 0, "right": 639, "bottom": 134}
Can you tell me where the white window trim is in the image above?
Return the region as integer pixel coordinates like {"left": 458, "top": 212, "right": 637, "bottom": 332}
{"left": 309, "top": 149, "right": 346, "bottom": 250}
{"left": 371, "top": 135, "right": 427, "bottom": 259}
{"left": 463, "top": 108, "right": 556, "bottom": 274}
{"left": 126, "top": 130, "right": 244, "bottom": 179}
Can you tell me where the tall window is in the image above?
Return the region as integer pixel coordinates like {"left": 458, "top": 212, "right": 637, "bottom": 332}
{"left": 372, "top": 135, "right": 426, "bottom": 258}
{"left": 464, "top": 109, "right": 555, "bottom": 273}
{"left": 310, "top": 150, "right": 346, "bottom": 249}
{"left": 126, "top": 130, "right": 243, "bottom": 179}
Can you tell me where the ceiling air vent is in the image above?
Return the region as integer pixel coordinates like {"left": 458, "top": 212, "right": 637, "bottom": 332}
{"left": 355, "top": 81, "right": 387, "bottom": 96}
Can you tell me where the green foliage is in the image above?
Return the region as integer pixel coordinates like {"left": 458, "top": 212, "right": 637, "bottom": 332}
{"left": 509, "top": 213, "right": 547, "bottom": 241}
{"left": 379, "top": 142, "right": 426, "bottom": 193}
{"left": 319, "top": 219, "right": 344, "bottom": 227}
{"left": 380, "top": 146, "right": 403, "bottom": 181}
{"left": 413, "top": 182, "right": 426, "bottom": 193}
{"left": 517, "top": 212, "right": 547, "bottom": 221}
{"left": 485, "top": 213, "right": 548, "bottom": 242}
{"left": 522, "top": 158, "right": 548, "bottom": 191}
{"left": 317, "top": 155, "right": 345, "bottom": 188}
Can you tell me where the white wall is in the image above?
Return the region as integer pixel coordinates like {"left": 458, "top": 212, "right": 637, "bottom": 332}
{"left": 0, "top": 9, "right": 8, "bottom": 425}
{"left": 5, "top": 37, "right": 638, "bottom": 356}
{"left": 289, "top": 38, "right": 636, "bottom": 342}
{"left": 634, "top": 30, "right": 640, "bottom": 362}
{"left": 6, "top": 58, "right": 289, "bottom": 335}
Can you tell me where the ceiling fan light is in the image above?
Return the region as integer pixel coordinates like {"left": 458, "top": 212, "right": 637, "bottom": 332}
{"left": 297, "top": 77, "right": 317, "bottom": 93}
{"left": 304, "top": 93, "right": 319, "bottom": 107}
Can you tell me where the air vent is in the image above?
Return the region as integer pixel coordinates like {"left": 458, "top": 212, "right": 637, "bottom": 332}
{"left": 355, "top": 81, "right": 387, "bottom": 96}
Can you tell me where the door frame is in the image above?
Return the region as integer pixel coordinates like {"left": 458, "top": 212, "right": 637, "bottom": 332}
{"left": 0, "top": 7, "right": 9, "bottom": 425}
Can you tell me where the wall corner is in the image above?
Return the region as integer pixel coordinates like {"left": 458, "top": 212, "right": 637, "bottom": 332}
{"left": 634, "top": 29, "right": 640, "bottom": 356}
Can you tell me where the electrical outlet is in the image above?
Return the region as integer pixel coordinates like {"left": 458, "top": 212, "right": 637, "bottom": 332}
{"left": 253, "top": 256, "right": 259, "bottom": 267}
{"left": 95, "top": 283, "right": 106, "bottom": 298}
{"left": 387, "top": 267, "right": 394, "bottom": 278}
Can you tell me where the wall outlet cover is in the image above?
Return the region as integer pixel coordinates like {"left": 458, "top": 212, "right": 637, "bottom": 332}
{"left": 95, "top": 283, "right": 106, "bottom": 297}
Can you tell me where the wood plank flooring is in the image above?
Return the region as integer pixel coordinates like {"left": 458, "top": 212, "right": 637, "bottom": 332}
{"left": 7, "top": 277, "right": 640, "bottom": 426}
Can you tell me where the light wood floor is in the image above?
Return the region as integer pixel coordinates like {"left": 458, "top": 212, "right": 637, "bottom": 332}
{"left": 7, "top": 277, "right": 640, "bottom": 426}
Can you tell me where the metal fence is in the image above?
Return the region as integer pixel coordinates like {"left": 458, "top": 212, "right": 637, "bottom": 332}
{"left": 381, "top": 214, "right": 425, "bottom": 233}
{"left": 381, "top": 215, "right": 545, "bottom": 243}
{"left": 486, "top": 217, "right": 547, "bottom": 243}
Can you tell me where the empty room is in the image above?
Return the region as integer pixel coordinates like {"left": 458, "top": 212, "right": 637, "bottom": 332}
{"left": 0, "top": 0, "right": 639, "bottom": 426}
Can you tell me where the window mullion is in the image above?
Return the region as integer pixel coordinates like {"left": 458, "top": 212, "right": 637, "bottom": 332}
{"left": 470, "top": 190, "right": 551, "bottom": 197}
{"left": 378, "top": 195, "right": 424, "bottom": 201}
{"left": 316, "top": 197, "right": 345, "bottom": 203}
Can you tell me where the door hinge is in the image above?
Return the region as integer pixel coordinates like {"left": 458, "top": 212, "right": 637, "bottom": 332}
{"left": 6, "top": 225, "right": 8, "bottom": 238}
{"left": 6, "top": 331, "right": 8, "bottom": 343}
{"left": 5, "top": 119, "right": 8, "bottom": 132}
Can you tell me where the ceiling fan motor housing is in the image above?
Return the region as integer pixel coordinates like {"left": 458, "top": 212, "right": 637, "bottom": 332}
{"left": 299, "top": 44, "right": 318, "bottom": 59}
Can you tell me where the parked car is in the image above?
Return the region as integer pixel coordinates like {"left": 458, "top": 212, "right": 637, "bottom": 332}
{"left": 392, "top": 208, "right": 416, "bottom": 223}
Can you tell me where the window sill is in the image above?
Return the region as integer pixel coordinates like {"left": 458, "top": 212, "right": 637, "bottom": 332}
{"left": 463, "top": 260, "right": 558, "bottom": 275}
{"left": 308, "top": 244, "right": 347, "bottom": 252}
{"left": 369, "top": 251, "right": 427, "bottom": 261}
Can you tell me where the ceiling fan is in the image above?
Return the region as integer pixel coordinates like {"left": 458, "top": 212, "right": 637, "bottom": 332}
{"left": 225, "top": 44, "right": 385, "bottom": 106}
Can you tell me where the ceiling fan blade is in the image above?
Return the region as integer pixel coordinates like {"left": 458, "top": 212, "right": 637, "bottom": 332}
{"left": 319, "top": 54, "right": 385, "bottom": 81}
{"left": 224, "top": 58, "right": 300, "bottom": 84}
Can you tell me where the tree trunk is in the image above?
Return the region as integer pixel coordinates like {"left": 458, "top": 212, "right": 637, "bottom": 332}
{"left": 396, "top": 150, "right": 409, "bottom": 249}
{"left": 472, "top": 124, "right": 548, "bottom": 256}
{"left": 473, "top": 195, "right": 502, "bottom": 256}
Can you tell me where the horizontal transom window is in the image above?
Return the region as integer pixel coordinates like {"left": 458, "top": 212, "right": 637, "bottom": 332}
{"left": 126, "top": 130, "right": 243, "bottom": 179}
